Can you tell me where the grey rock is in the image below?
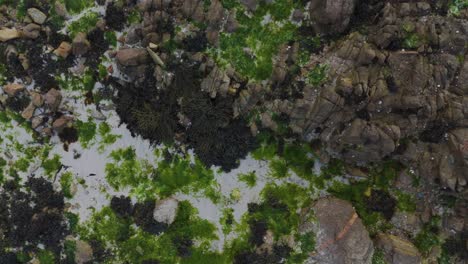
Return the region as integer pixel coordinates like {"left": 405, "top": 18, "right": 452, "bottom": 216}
{"left": 27, "top": 8, "right": 47, "bottom": 24}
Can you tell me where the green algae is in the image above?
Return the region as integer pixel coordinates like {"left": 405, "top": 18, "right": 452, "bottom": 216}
{"left": 60, "top": 171, "right": 74, "bottom": 198}
{"left": 214, "top": 0, "right": 298, "bottom": 80}
{"left": 98, "top": 122, "right": 120, "bottom": 152}
{"left": 414, "top": 216, "right": 442, "bottom": 256}
{"left": 394, "top": 190, "right": 416, "bottom": 213}
{"left": 37, "top": 250, "right": 55, "bottom": 264}
{"left": 307, "top": 64, "right": 329, "bottom": 86}
{"left": 104, "top": 31, "right": 117, "bottom": 47}
{"left": 80, "top": 201, "right": 220, "bottom": 263}
{"left": 449, "top": 0, "right": 468, "bottom": 16}
{"left": 238, "top": 171, "right": 257, "bottom": 188}
{"left": 60, "top": 0, "right": 94, "bottom": 14}
{"left": 68, "top": 11, "right": 100, "bottom": 38}
{"left": 42, "top": 154, "right": 62, "bottom": 177}
{"left": 75, "top": 118, "right": 97, "bottom": 148}
{"left": 57, "top": 70, "right": 96, "bottom": 91}
{"left": 127, "top": 9, "right": 142, "bottom": 24}
{"left": 105, "top": 147, "right": 219, "bottom": 202}
{"left": 372, "top": 248, "right": 388, "bottom": 264}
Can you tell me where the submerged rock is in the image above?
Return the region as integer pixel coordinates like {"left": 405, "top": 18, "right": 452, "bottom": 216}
{"left": 153, "top": 198, "right": 179, "bottom": 225}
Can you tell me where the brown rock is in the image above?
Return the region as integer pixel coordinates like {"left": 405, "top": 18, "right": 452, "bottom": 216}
{"left": 44, "top": 88, "right": 62, "bottom": 111}
{"left": 75, "top": 240, "right": 93, "bottom": 264}
{"left": 0, "top": 28, "right": 20, "bottom": 42}
{"left": 3, "top": 83, "right": 25, "bottom": 96}
{"left": 72, "top": 32, "right": 90, "bottom": 56}
{"left": 21, "top": 23, "right": 41, "bottom": 39}
{"left": 31, "top": 92, "right": 44, "bottom": 107}
{"left": 21, "top": 103, "right": 35, "bottom": 120}
{"left": 116, "top": 48, "right": 149, "bottom": 66}
{"left": 54, "top": 41, "right": 72, "bottom": 59}
{"left": 52, "top": 115, "right": 73, "bottom": 131}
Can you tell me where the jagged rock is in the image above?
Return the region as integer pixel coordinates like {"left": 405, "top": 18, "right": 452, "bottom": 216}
{"left": 0, "top": 28, "right": 20, "bottom": 42}
{"left": 21, "top": 23, "right": 41, "bottom": 39}
{"left": 153, "top": 198, "right": 179, "bottom": 225}
{"left": 201, "top": 66, "right": 230, "bottom": 98}
{"left": 334, "top": 119, "right": 400, "bottom": 164}
{"left": 27, "top": 8, "right": 47, "bottom": 24}
{"left": 376, "top": 233, "right": 422, "bottom": 264}
{"left": 75, "top": 240, "right": 93, "bottom": 264}
{"left": 54, "top": 41, "right": 72, "bottom": 59}
{"left": 44, "top": 88, "right": 62, "bottom": 111}
{"left": 307, "top": 197, "right": 374, "bottom": 264}
{"left": 3, "top": 83, "right": 25, "bottom": 96}
{"left": 309, "top": 0, "right": 357, "bottom": 35}
{"left": 116, "top": 48, "right": 149, "bottom": 66}
{"left": 72, "top": 33, "right": 90, "bottom": 56}
{"left": 21, "top": 103, "right": 35, "bottom": 120}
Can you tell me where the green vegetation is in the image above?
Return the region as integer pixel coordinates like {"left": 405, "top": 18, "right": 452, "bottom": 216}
{"left": 0, "top": 64, "right": 7, "bottom": 85}
{"left": 60, "top": 0, "right": 94, "bottom": 14}
{"left": 372, "top": 249, "right": 388, "bottom": 264}
{"left": 68, "top": 12, "right": 100, "bottom": 38}
{"left": 127, "top": 9, "right": 142, "bottom": 24}
{"left": 238, "top": 171, "right": 257, "bottom": 187}
{"left": 75, "top": 118, "right": 97, "bottom": 148}
{"left": 213, "top": 0, "right": 298, "bottom": 80}
{"left": 220, "top": 208, "right": 235, "bottom": 234}
{"left": 328, "top": 161, "right": 402, "bottom": 235}
{"left": 105, "top": 147, "right": 219, "bottom": 202}
{"left": 307, "top": 64, "right": 328, "bottom": 86}
{"left": 80, "top": 201, "right": 222, "bottom": 263}
{"left": 98, "top": 122, "right": 120, "bottom": 151}
{"left": 37, "top": 250, "right": 55, "bottom": 264}
{"left": 232, "top": 182, "right": 315, "bottom": 263}
{"left": 60, "top": 171, "right": 74, "bottom": 198}
{"left": 414, "top": 216, "right": 441, "bottom": 255}
{"left": 449, "top": 0, "right": 468, "bottom": 16}
{"left": 394, "top": 190, "right": 416, "bottom": 213}
{"left": 252, "top": 132, "right": 318, "bottom": 183}
{"left": 42, "top": 154, "right": 62, "bottom": 177}
{"left": 104, "top": 31, "right": 118, "bottom": 47}
{"left": 57, "top": 71, "right": 96, "bottom": 91}
{"left": 63, "top": 240, "right": 76, "bottom": 263}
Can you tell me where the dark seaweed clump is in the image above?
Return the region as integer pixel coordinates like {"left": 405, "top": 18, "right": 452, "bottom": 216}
{"left": 0, "top": 178, "right": 69, "bottom": 258}
{"left": 114, "top": 64, "right": 257, "bottom": 171}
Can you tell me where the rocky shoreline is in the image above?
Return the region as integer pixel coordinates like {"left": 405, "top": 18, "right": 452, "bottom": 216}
{"left": 0, "top": 0, "right": 466, "bottom": 263}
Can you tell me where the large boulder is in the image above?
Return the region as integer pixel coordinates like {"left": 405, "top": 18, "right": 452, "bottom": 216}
{"left": 309, "top": 0, "right": 357, "bottom": 35}
{"left": 306, "top": 197, "right": 374, "bottom": 264}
